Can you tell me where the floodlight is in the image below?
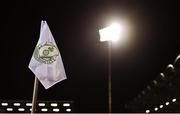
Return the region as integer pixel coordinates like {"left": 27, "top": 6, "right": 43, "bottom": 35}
{"left": 145, "top": 110, "right": 150, "bottom": 113}
{"left": 18, "top": 108, "right": 25, "bottom": 111}
{"left": 165, "top": 102, "right": 169, "bottom": 106}
{"left": 172, "top": 98, "right": 176, "bottom": 102}
{"left": 1, "top": 103, "right": 8, "bottom": 106}
{"left": 154, "top": 107, "right": 158, "bottom": 111}
{"left": 63, "top": 103, "right": 70, "bottom": 107}
{"left": 14, "top": 103, "right": 20, "bottom": 106}
{"left": 99, "top": 23, "right": 123, "bottom": 42}
{"left": 53, "top": 108, "right": 60, "bottom": 112}
{"left": 41, "top": 108, "right": 48, "bottom": 112}
{"left": 38, "top": 103, "right": 45, "bottom": 107}
{"left": 51, "top": 103, "right": 58, "bottom": 107}
{"left": 66, "top": 108, "right": 71, "bottom": 112}
{"left": 160, "top": 105, "right": 163, "bottom": 108}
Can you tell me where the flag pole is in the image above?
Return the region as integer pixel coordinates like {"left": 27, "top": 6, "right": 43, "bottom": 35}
{"left": 31, "top": 77, "right": 39, "bottom": 114}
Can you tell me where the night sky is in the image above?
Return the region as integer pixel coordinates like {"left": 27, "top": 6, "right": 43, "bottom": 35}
{"left": 1, "top": 0, "right": 180, "bottom": 112}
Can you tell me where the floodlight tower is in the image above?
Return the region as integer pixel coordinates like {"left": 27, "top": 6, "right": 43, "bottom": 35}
{"left": 99, "top": 22, "right": 124, "bottom": 113}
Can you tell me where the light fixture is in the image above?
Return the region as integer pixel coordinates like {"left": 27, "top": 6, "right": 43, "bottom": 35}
{"left": 18, "top": 108, "right": 25, "bottom": 111}
{"left": 63, "top": 103, "right": 70, "bottom": 107}
{"left": 154, "top": 107, "right": 158, "bottom": 111}
{"left": 172, "top": 98, "right": 176, "bottom": 102}
{"left": 66, "top": 108, "right": 71, "bottom": 112}
{"left": 41, "top": 108, "right": 48, "bottom": 112}
{"left": 51, "top": 103, "right": 58, "bottom": 107}
{"left": 165, "top": 102, "right": 169, "bottom": 106}
{"left": 26, "top": 103, "right": 32, "bottom": 106}
{"left": 14, "top": 103, "right": 20, "bottom": 106}
{"left": 167, "top": 64, "right": 174, "bottom": 69}
{"left": 99, "top": 20, "right": 130, "bottom": 113}
{"left": 1, "top": 103, "right": 8, "bottom": 106}
{"left": 38, "top": 103, "right": 45, "bottom": 107}
{"left": 6, "top": 108, "right": 13, "bottom": 111}
{"left": 159, "top": 105, "right": 163, "bottom": 108}
{"left": 145, "top": 110, "right": 150, "bottom": 113}
{"left": 53, "top": 108, "right": 60, "bottom": 112}
{"left": 160, "top": 73, "right": 165, "bottom": 79}
{"left": 99, "top": 23, "right": 123, "bottom": 42}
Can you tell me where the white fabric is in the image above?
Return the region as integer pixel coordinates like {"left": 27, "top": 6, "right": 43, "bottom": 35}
{"left": 29, "top": 20, "right": 66, "bottom": 89}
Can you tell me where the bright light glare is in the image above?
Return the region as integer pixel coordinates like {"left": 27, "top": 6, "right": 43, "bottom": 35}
{"left": 66, "top": 108, "right": 71, "bottom": 112}
{"left": 172, "top": 98, "right": 176, "bottom": 102}
{"left": 14, "top": 103, "right": 20, "bottom": 106}
{"left": 154, "top": 107, "right": 158, "bottom": 111}
{"left": 53, "top": 108, "right": 60, "bottom": 112}
{"left": 26, "top": 103, "right": 32, "bottom": 106}
{"left": 63, "top": 103, "right": 70, "bottom": 107}
{"left": 38, "top": 103, "right": 45, "bottom": 107}
{"left": 160, "top": 73, "right": 165, "bottom": 78}
{"left": 160, "top": 105, "right": 163, "bottom": 108}
{"left": 18, "top": 108, "right": 25, "bottom": 111}
{"left": 7, "top": 108, "right": 13, "bottom": 111}
{"left": 145, "top": 110, "right": 150, "bottom": 113}
{"left": 41, "top": 108, "right": 48, "bottom": 112}
{"left": 99, "top": 23, "right": 123, "bottom": 42}
{"left": 51, "top": 103, "right": 58, "bottom": 107}
{"left": 167, "top": 64, "right": 174, "bottom": 69}
{"left": 1, "top": 103, "right": 8, "bottom": 106}
{"left": 165, "top": 102, "right": 169, "bottom": 105}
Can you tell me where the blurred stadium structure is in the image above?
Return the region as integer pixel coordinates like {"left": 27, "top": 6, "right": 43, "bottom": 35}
{"left": 1, "top": 54, "right": 179, "bottom": 113}
{"left": 125, "top": 54, "right": 180, "bottom": 113}
{"left": 0, "top": 100, "right": 73, "bottom": 113}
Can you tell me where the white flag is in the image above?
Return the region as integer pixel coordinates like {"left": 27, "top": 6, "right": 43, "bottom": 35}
{"left": 29, "top": 20, "right": 67, "bottom": 89}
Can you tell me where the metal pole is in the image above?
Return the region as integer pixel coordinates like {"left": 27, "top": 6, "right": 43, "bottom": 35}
{"left": 108, "top": 41, "right": 112, "bottom": 113}
{"left": 31, "top": 77, "right": 39, "bottom": 114}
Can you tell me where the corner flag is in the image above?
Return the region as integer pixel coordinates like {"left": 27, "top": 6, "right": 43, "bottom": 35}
{"left": 28, "top": 20, "right": 67, "bottom": 89}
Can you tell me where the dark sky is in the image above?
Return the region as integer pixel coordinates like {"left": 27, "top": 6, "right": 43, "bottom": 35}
{"left": 1, "top": 0, "right": 180, "bottom": 112}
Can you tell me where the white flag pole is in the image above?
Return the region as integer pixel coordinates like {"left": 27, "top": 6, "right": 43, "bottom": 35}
{"left": 31, "top": 77, "right": 39, "bottom": 114}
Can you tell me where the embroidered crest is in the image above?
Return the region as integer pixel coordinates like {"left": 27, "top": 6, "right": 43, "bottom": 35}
{"left": 33, "top": 42, "right": 59, "bottom": 64}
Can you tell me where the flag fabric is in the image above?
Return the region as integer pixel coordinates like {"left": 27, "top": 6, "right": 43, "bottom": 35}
{"left": 29, "top": 20, "right": 67, "bottom": 89}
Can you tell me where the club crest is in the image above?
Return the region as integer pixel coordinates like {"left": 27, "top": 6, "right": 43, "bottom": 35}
{"left": 33, "top": 42, "right": 59, "bottom": 64}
